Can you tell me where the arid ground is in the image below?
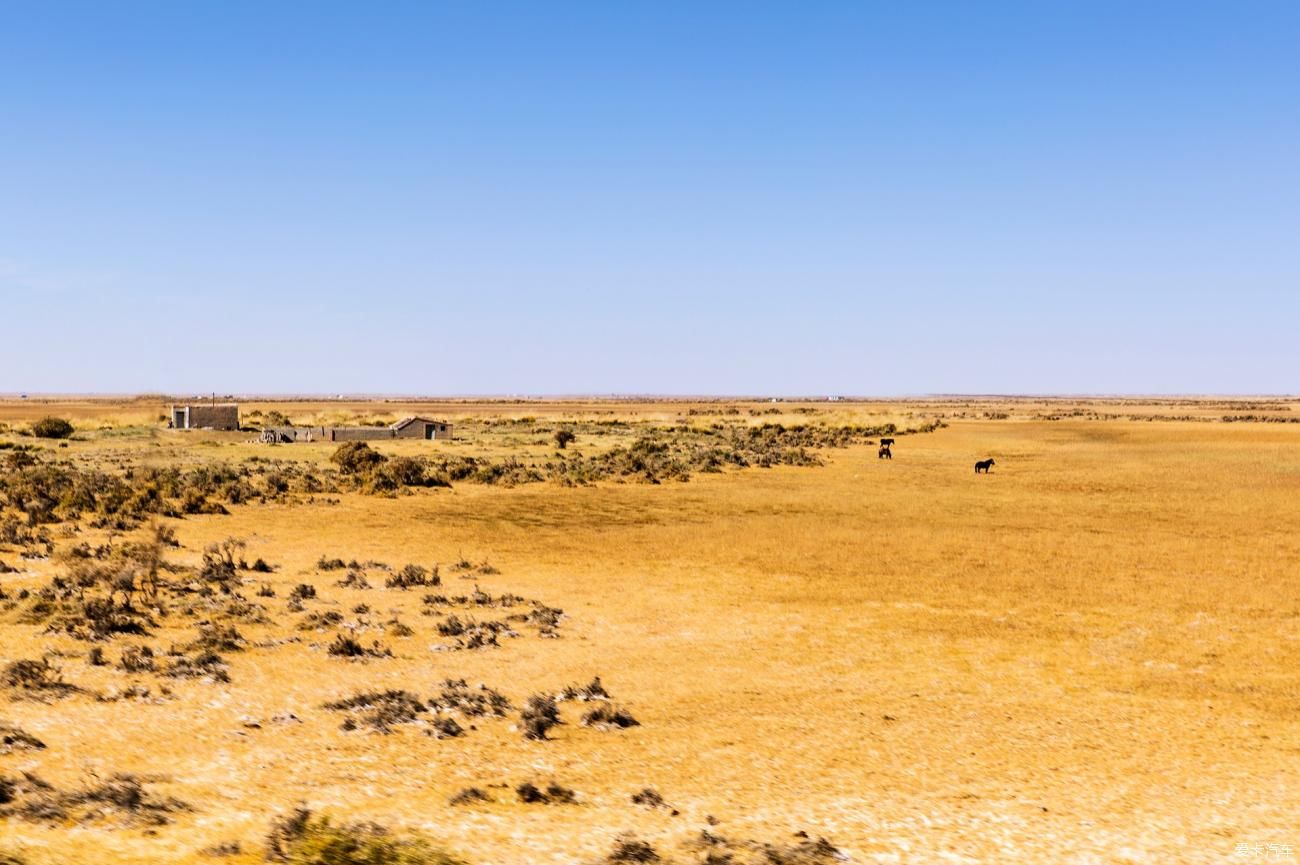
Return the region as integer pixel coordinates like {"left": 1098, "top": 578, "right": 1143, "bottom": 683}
{"left": 1, "top": 397, "right": 1297, "bottom": 864}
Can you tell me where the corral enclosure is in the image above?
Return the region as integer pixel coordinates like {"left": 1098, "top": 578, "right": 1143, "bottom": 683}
{"left": 0, "top": 396, "right": 1298, "bottom": 864}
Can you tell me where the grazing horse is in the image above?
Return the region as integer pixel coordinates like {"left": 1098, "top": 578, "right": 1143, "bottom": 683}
{"left": 879, "top": 437, "right": 895, "bottom": 448}
{"left": 878, "top": 444, "right": 892, "bottom": 460}
{"left": 974, "top": 458, "right": 995, "bottom": 474}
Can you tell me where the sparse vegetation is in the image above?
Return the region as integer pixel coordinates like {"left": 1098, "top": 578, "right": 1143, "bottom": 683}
{"left": 515, "top": 781, "right": 576, "bottom": 804}
{"left": 1, "top": 396, "right": 1296, "bottom": 863}
{"left": 0, "top": 770, "right": 188, "bottom": 826}
{"left": 264, "top": 807, "right": 464, "bottom": 864}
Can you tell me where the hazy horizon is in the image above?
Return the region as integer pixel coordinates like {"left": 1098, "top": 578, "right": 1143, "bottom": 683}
{"left": 3, "top": 2, "right": 1297, "bottom": 395}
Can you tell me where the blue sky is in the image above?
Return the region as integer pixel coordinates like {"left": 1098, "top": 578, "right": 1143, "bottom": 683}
{"left": 1, "top": 2, "right": 1297, "bottom": 395}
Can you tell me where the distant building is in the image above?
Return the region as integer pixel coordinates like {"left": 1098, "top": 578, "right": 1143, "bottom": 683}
{"left": 259, "top": 416, "right": 452, "bottom": 443}
{"left": 392, "top": 416, "right": 452, "bottom": 440}
{"left": 171, "top": 403, "right": 240, "bottom": 431}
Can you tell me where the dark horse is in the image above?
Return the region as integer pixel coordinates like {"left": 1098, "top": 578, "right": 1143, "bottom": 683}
{"left": 975, "top": 458, "right": 995, "bottom": 474}
{"left": 879, "top": 437, "right": 895, "bottom": 448}
{"left": 878, "top": 444, "right": 892, "bottom": 459}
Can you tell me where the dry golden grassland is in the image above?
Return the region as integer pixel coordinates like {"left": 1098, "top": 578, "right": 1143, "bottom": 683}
{"left": 0, "top": 397, "right": 1297, "bottom": 864}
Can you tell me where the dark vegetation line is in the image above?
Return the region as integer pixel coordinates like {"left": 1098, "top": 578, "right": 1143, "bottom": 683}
{"left": 0, "top": 420, "right": 945, "bottom": 533}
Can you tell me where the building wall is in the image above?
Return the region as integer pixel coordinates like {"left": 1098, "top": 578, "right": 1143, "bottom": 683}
{"left": 261, "top": 426, "right": 328, "bottom": 442}
{"left": 174, "top": 404, "right": 240, "bottom": 431}
{"left": 256, "top": 421, "right": 452, "bottom": 442}
{"left": 326, "top": 427, "right": 397, "bottom": 442}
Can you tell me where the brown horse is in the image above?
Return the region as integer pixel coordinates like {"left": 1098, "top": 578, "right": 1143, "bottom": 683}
{"left": 975, "top": 458, "right": 995, "bottom": 473}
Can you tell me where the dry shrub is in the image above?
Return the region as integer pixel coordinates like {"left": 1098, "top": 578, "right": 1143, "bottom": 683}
{"left": 386, "top": 564, "right": 439, "bottom": 589}
{"left": 337, "top": 570, "right": 371, "bottom": 589}
{"left": 520, "top": 694, "right": 560, "bottom": 740}
{"left": 118, "top": 645, "right": 156, "bottom": 673}
{"left": 326, "top": 634, "right": 391, "bottom": 659}
{"left": 0, "top": 723, "right": 45, "bottom": 754}
{"left": 264, "top": 806, "right": 464, "bottom": 864}
{"left": 428, "top": 717, "right": 463, "bottom": 739}
{"left": 429, "top": 679, "right": 510, "bottom": 718}
{"left": 199, "top": 539, "right": 244, "bottom": 588}
{"left": 298, "top": 611, "right": 344, "bottom": 631}
{"left": 630, "top": 788, "right": 665, "bottom": 809}
{"left": 31, "top": 418, "right": 74, "bottom": 439}
{"left": 163, "top": 650, "right": 230, "bottom": 682}
{"left": 514, "top": 781, "right": 575, "bottom": 804}
{"left": 289, "top": 583, "right": 318, "bottom": 602}
{"left": 0, "top": 770, "right": 188, "bottom": 826}
{"left": 187, "top": 623, "right": 246, "bottom": 652}
{"left": 581, "top": 705, "right": 640, "bottom": 729}
{"left": 447, "top": 787, "right": 489, "bottom": 806}
{"left": 606, "top": 835, "right": 659, "bottom": 863}
{"left": 3, "top": 658, "right": 83, "bottom": 699}
{"left": 324, "top": 690, "right": 425, "bottom": 733}
{"left": 560, "top": 676, "right": 610, "bottom": 701}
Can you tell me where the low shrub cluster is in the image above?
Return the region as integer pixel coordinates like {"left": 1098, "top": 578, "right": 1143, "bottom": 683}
{"left": 0, "top": 770, "right": 188, "bottom": 827}
{"left": 326, "top": 634, "right": 391, "bottom": 659}
{"left": 324, "top": 680, "right": 510, "bottom": 734}
{"left": 265, "top": 806, "right": 464, "bottom": 864}
{"left": 329, "top": 419, "right": 943, "bottom": 492}
{"left": 515, "top": 781, "right": 575, "bottom": 804}
{"left": 330, "top": 442, "right": 452, "bottom": 494}
{"left": 0, "top": 449, "right": 330, "bottom": 530}
{"left": 2, "top": 658, "right": 83, "bottom": 700}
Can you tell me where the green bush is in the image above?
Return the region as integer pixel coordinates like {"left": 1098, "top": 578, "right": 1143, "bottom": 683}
{"left": 31, "top": 417, "right": 74, "bottom": 439}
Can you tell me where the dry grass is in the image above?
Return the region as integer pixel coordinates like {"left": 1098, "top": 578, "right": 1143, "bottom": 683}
{"left": 0, "top": 397, "right": 1297, "bottom": 863}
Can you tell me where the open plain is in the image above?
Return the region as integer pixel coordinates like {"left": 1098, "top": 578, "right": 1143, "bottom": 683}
{"left": 0, "top": 396, "right": 1297, "bottom": 864}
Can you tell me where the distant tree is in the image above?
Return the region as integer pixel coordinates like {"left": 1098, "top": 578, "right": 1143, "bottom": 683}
{"left": 263, "top": 410, "right": 292, "bottom": 426}
{"left": 32, "top": 417, "right": 74, "bottom": 439}
{"left": 554, "top": 429, "right": 576, "bottom": 450}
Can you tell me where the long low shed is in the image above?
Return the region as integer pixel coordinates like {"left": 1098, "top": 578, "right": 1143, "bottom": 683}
{"left": 260, "top": 416, "right": 452, "bottom": 443}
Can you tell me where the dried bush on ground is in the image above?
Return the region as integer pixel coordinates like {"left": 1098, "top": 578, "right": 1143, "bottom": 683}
{"left": 386, "top": 564, "right": 439, "bottom": 589}
{"left": 31, "top": 418, "right": 74, "bottom": 440}
{"left": 581, "top": 705, "right": 640, "bottom": 729}
{"left": 520, "top": 694, "right": 561, "bottom": 740}
{"left": 515, "top": 781, "right": 576, "bottom": 804}
{"left": 447, "top": 787, "right": 490, "bottom": 806}
{"left": 326, "top": 634, "right": 392, "bottom": 659}
{"left": 264, "top": 807, "right": 464, "bottom": 864}
{"left": 2, "top": 658, "right": 83, "bottom": 699}
{"left": 429, "top": 679, "right": 510, "bottom": 718}
{"left": 0, "top": 770, "right": 188, "bottom": 827}
{"left": 325, "top": 690, "right": 426, "bottom": 733}
{"left": 0, "top": 723, "right": 45, "bottom": 754}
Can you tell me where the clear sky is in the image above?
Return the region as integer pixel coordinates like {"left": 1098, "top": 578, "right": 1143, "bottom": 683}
{"left": 1, "top": 2, "right": 1297, "bottom": 395}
